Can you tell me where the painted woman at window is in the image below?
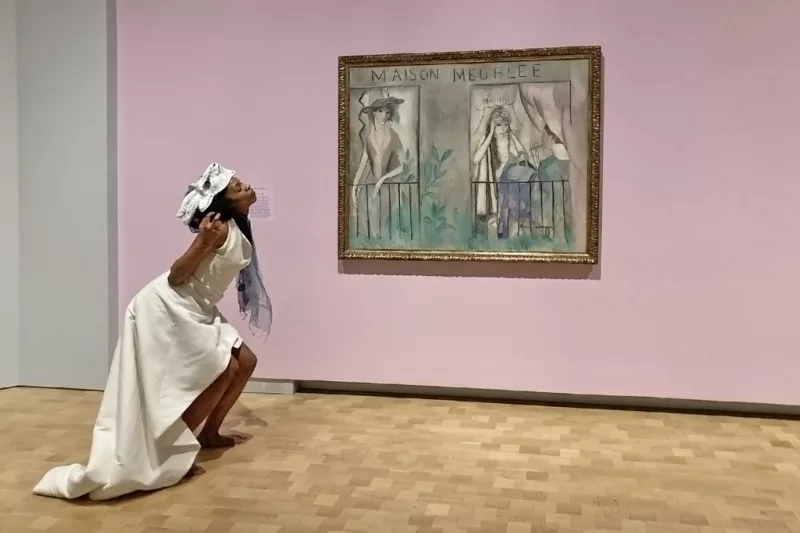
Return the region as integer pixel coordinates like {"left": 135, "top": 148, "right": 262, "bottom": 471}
{"left": 471, "top": 106, "right": 530, "bottom": 237}
{"left": 351, "top": 96, "right": 405, "bottom": 238}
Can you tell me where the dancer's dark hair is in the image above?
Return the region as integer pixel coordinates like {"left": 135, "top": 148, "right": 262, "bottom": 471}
{"left": 187, "top": 187, "right": 272, "bottom": 340}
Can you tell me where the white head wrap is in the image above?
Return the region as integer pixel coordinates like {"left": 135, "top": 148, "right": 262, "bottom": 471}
{"left": 176, "top": 162, "right": 236, "bottom": 225}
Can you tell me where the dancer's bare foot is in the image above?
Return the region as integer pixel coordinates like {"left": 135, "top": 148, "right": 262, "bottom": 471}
{"left": 197, "top": 430, "right": 252, "bottom": 449}
{"left": 184, "top": 463, "right": 205, "bottom": 479}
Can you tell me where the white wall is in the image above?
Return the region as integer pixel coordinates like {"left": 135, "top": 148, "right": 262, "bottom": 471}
{"left": 17, "top": 0, "right": 116, "bottom": 390}
{"left": 0, "top": 0, "right": 20, "bottom": 389}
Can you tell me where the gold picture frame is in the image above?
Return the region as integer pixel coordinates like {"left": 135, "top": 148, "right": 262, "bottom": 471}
{"left": 338, "top": 46, "right": 602, "bottom": 264}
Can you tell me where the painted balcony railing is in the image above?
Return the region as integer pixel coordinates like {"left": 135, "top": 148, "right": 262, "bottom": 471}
{"left": 349, "top": 182, "right": 421, "bottom": 241}
{"left": 349, "top": 178, "right": 571, "bottom": 243}
{"left": 470, "top": 179, "right": 571, "bottom": 240}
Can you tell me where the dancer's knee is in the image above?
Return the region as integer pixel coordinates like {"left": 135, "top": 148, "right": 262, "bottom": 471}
{"left": 224, "top": 356, "right": 240, "bottom": 381}
{"left": 235, "top": 344, "right": 257, "bottom": 377}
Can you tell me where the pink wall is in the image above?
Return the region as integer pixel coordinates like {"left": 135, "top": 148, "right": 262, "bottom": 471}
{"left": 118, "top": 0, "right": 800, "bottom": 405}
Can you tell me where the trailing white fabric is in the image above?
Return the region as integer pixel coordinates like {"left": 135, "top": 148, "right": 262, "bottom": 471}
{"left": 33, "top": 221, "right": 251, "bottom": 500}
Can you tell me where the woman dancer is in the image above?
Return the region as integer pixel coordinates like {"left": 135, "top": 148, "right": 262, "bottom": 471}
{"left": 33, "top": 162, "right": 273, "bottom": 501}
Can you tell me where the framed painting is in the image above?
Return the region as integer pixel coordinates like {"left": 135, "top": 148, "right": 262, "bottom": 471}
{"left": 338, "top": 46, "right": 602, "bottom": 263}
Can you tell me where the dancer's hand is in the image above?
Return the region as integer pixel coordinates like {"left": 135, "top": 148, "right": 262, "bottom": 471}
{"left": 199, "top": 212, "right": 228, "bottom": 248}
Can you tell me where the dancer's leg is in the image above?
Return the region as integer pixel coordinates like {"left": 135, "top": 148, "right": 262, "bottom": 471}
{"left": 182, "top": 357, "right": 240, "bottom": 432}
{"left": 198, "top": 344, "right": 257, "bottom": 448}
{"left": 179, "top": 357, "right": 240, "bottom": 479}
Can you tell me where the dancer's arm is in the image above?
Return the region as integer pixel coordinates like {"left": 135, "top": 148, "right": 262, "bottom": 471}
{"left": 168, "top": 213, "right": 227, "bottom": 286}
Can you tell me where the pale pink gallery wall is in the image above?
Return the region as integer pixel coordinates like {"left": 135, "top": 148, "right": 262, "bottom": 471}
{"left": 117, "top": 0, "right": 800, "bottom": 405}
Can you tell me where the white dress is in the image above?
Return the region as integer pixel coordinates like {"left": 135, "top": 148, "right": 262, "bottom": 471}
{"left": 33, "top": 220, "right": 252, "bottom": 500}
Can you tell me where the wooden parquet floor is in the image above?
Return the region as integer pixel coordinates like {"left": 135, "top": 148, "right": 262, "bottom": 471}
{"left": 1, "top": 388, "right": 800, "bottom": 533}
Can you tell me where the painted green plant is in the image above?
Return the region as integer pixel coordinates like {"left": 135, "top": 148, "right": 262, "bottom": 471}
{"left": 421, "top": 145, "right": 454, "bottom": 244}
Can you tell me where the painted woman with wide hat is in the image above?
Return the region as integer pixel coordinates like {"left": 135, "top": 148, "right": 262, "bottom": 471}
{"left": 351, "top": 95, "right": 405, "bottom": 237}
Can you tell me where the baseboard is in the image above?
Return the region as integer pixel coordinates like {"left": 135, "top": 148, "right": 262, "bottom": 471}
{"left": 244, "top": 378, "right": 297, "bottom": 395}
{"left": 6, "top": 380, "right": 298, "bottom": 396}
{"left": 298, "top": 380, "right": 800, "bottom": 419}
{"left": 14, "top": 377, "right": 798, "bottom": 420}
